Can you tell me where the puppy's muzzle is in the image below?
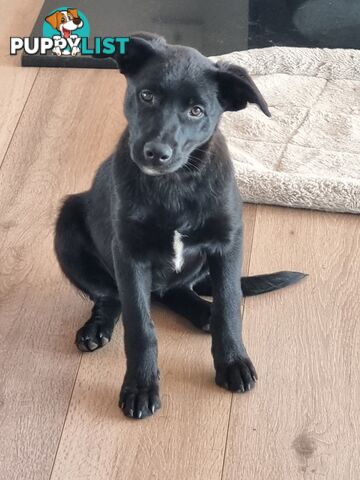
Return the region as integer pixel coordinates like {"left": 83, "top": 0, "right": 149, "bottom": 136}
{"left": 143, "top": 141, "right": 173, "bottom": 165}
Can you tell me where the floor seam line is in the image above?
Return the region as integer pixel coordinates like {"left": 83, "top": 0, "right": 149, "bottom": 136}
{"left": 48, "top": 353, "right": 84, "bottom": 480}
{"left": 220, "top": 205, "right": 258, "bottom": 480}
{"left": 0, "top": 67, "right": 40, "bottom": 171}
{"left": 220, "top": 394, "right": 234, "bottom": 480}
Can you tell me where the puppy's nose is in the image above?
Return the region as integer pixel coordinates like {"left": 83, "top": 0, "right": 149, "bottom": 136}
{"left": 144, "top": 142, "right": 173, "bottom": 163}
{"left": 73, "top": 17, "right": 81, "bottom": 25}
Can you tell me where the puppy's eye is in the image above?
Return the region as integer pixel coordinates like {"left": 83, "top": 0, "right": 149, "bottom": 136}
{"left": 189, "top": 106, "right": 204, "bottom": 118}
{"left": 61, "top": 17, "right": 66, "bottom": 23}
{"left": 140, "top": 90, "right": 154, "bottom": 103}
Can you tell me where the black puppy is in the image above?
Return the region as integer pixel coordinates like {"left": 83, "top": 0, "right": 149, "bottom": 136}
{"left": 55, "top": 33, "right": 305, "bottom": 420}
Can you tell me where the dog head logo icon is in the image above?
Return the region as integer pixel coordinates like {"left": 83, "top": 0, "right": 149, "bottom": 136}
{"left": 43, "top": 7, "right": 90, "bottom": 56}
{"left": 45, "top": 8, "right": 84, "bottom": 39}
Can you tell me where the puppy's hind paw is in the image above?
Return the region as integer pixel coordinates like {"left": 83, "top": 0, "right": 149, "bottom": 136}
{"left": 75, "top": 321, "right": 113, "bottom": 352}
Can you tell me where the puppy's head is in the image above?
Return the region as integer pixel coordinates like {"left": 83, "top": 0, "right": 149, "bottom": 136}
{"left": 45, "top": 9, "right": 83, "bottom": 38}
{"left": 101, "top": 33, "right": 270, "bottom": 176}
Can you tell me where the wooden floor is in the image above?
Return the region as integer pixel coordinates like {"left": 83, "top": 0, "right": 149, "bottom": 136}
{"left": 1, "top": 5, "right": 360, "bottom": 479}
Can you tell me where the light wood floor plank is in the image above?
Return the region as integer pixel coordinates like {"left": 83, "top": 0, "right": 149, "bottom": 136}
{"left": 222, "top": 206, "right": 360, "bottom": 479}
{"left": 0, "top": 0, "right": 44, "bottom": 166}
{"left": 48, "top": 206, "right": 257, "bottom": 480}
{"left": 0, "top": 66, "right": 38, "bottom": 166}
{"left": 0, "top": 68, "right": 126, "bottom": 480}
{"left": 0, "top": 0, "right": 44, "bottom": 64}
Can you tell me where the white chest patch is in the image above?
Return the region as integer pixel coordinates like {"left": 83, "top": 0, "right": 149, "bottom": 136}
{"left": 172, "top": 230, "right": 184, "bottom": 273}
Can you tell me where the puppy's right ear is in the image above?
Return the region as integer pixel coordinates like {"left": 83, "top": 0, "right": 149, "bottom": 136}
{"left": 214, "top": 61, "right": 271, "bottom": 117}
{"left": 93, "top": 36, "right": 159, "bottom": 75}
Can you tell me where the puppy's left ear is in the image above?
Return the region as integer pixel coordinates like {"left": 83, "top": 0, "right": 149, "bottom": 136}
{"left": 215, "top": 62, "right": 271, "bottom": 117}
{"left": 45, "top": 11, "right": 60, "bottom": 30}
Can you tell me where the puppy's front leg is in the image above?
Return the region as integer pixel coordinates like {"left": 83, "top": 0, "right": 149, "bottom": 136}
{"left": 112, "top": 241, "right": 160, "bottom": 419}
{"left": 208, "top": 232, "right": 257, "bottom": 392}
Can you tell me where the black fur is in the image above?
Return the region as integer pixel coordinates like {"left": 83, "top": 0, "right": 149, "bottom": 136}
{"left": 55, "top": 33, "right": 306, "bottom": 420}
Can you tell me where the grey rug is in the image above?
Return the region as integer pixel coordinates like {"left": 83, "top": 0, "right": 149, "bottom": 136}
{"left": 213, "top": 47, "right": 360, "bottom": 213}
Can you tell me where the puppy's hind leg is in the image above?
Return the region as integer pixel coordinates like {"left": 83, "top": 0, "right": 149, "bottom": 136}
{"left": 55, "top": 194, "right": 121, "bottom": 352}
{"left": 154, "top": 287, "right": 212, "bottom": 332}
{"left": 192, "top": 275, "right": 212, "bottom": 296}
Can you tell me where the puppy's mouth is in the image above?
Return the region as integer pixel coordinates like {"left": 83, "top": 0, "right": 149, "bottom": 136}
{"left": 136, "top": 156, "right": 195, "bottom": 176}
{"left": 139, "top": 163, "right": 182, "bottom": 176}
{"left": 62, "top": 27, "right": 71, "bottom": 39}
{"left": 140, "top": 166, "right": 164, "bottom": 176}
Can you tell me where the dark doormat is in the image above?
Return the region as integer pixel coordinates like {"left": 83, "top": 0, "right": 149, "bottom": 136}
{"left": 21, "top": 1, "right": 360, "bottom": 68}
{"left": 21, "top": 0, "right": 249, "bottom": 68}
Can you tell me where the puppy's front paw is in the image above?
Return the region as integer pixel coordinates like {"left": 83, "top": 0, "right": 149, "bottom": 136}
{"left": 71, "top": 46, "right": 80, "bottom": 56}
{"left": 215, "top": 357, "right": 257, "bottom": 393}
{"left": 119, "top": 374, "right": 161, "bottom": 419}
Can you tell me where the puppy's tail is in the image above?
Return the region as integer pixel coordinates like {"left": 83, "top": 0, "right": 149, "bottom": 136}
{"left": 241, "top": 271, "right": 307, "bottom": 297}
{"left": 193, "top": 271, "right": 307, "bottom": 296}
